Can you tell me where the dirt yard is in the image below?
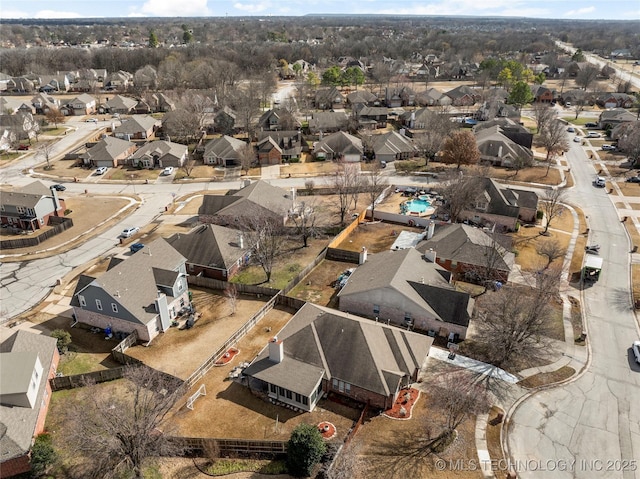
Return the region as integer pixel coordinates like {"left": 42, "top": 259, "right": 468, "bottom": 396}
{"left": 124, "top": 287, "right": 270, "bottom": 380}
{"left": 288, "top": 259, "right": 354, "bottom": 307}
{"left": 336, "top": 221, "right": 424, "bottom": 253}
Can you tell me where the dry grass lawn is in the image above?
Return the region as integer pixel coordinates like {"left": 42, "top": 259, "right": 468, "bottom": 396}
{"left": 633, "top": 264, "right": 640, "bottom": 308}
{"left": 517, "top": 366, "right": 575, "bottom": 388}
{"left": 485, "top": 406, "right": 506, "bottom": 479}
{"left": 511, "top": 225, "right": 571, "bottom": 272}
{"left": 617, "top": 182, "right": 640, "bottom": 196}
{"left": 287, "top": 259, "right": 352, "bottom": 307}
{"left": 335, "top": 221, "right": 422, "bottom": 253}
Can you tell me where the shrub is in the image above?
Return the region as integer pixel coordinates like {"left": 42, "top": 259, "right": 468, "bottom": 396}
{"left": 50, "top": 329, "right": 71, "bottom": 354}
{"left": 286, "top": 424, "right": 327, "bottom": 477}
{"left": 30, "top": 433, "right": 57, "bottom": 477}
{"left": 64, "top": 209, "right": 72, "bottom": 215}
{"left": 536, "top": 210, "right": 544, "bottom": 220}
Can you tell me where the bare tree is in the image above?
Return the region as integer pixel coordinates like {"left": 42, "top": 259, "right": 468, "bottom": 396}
{"left": 440, "top": 174, "right": 483, "bottom": 223}
{"left": 364, "top": 162, "right": 389, "bottom": 221}
{"left": 163, "top": 108, "right": 201, "bottom": 144}
{"left": 180, "top": 156, "right": 197, "bottom": 178}
{"left": 45, "top": 107, "right": 64, "bottom": 128}
{"left": 288, "top": 199, "right": 318, "bottom": 248}
{"left": 40, "top": 141, "right": 55, "bottom": 170}
{"left": 412, "top": 110, "right": 457, "bottom": 166}
{"left": 532, "top": 104, "right": 556, "bottom": 135}
{"left": 616, "top": 121, "right": 640, "bottom": 167}
{"left": 327, "top": 161, "right": 361, "bottom": 226}
{"left": 231, "top": 83, "right": 262, "bottom": 141}
{"left": 536, "top": 239, "right": 566, "bottom": 269}
{"left": 224, "top": 283, "right": 238, "bottom": 315}
{"left": 59, "top": 366, "right": 184, "bottom": 479}
{"left": 463, "top": 229, "right": 511, "bottom": 286}
{"left": 440, "top": 130, "right": 480, "bottom": 170}
{"left": 575, "top": 64, "right": 599, "bottom": 91}
{"left": 238, "top": 142, "right": 256, "bottom": 175}
{"left": 243, "top": 214, "right": 287, "bottom": 283}
{"left": 536, "top": 119, "right": 569, "bottom": 176}
{"left": 475, "top": 267, "right": 561, "bottom": 367}
{"left": 540, "top": 188, "right": 566, "bottom": 235}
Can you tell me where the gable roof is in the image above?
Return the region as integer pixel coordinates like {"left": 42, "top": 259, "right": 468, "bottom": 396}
{"left": 446, "top": 85, "right": 477, "bottom": 99}
{"left": 72, "top": 238, "right": 186, "bottom": 324}
{"left": 338, "top": 248, "right": 473, "bottom": 327}
{"left": 373, "top": 131, "right": 416, "bottom": 156}
{"left": 131, "top": 140, "right": 187, "bottom": 161}
{"left": 112, "top": 115, "right": 159, "bottom": 135}
{"left": 0, "top": 330, "right": 57, "bottom": 462}
{"left": 416, "top": 224, "right": 514, "bottom": 273}
{"left": 308, "top": 111, "right": 349, "bottom": 131}
{"left": 203, "top": 135, "right": 246, "bottom": 159}
{"left": 347, "top": 90, "right": 377, "bottom": 104}
{"left": 165, "top": 224, "right": 249, "bottom": 271}
{"left": 198, "top": 180, "right": 292, "bottom": 219}
{"left": 315, "top": 131, "right": 363, "bottom": 156}
{"left": 475, "top": 126, "right": 533, "bottom": 162}
{"left": 85, "top": 136, "right": 136, "bottom": 163}
{"left": 0, "top": 181, "right": 52, "bottom": 209}
{"left": 104, "top": 95, "right": 137, "bottom": 111}
{"left": 244, "top": 303, "right": 432, "bottom": 397}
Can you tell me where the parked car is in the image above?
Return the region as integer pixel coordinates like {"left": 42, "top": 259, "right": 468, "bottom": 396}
{"left": 129, "top": 242, "right": 145, "bottom": 253}
{"left": 601, "top": 145, "right": 616, "bottom": 151}
{"left": 95, "top": 166, "right": 108, "bottom": 175}
{"left": 162, "top": 166, "right": 174, "bottom": 176}
{"left": 594, "top": 176, "right": 606, "bottom": 187}
{"left": 565, "top": 102, "right": 572, "bottom": 107}
{"left": 585, "top": 122, "right": 598, "bottom": 128}
{"left": 626, "top": 176, "right": 640, "bottom": 183}
{"left": 120, "top": 226, "right": 140, "bottom": 238}
{"left": 573, "top": 136, "right": 582, "bottom": 143}
{"left": 587, "top": 132, "right": 601, "bottom": 138}
{"left": 567, "top": 127, "right": 575, "bottom": 133}
{"left": 51, "top": 184, "right": 66, "bottom": 191}
{"left": 17, "top": 144, "right": 30, "bottom": 150}
{"left": 85, "top": 118, "right": 98, "bottom": 123}
{"left": 632, "top": 340, "right": 640, "bottom": 364}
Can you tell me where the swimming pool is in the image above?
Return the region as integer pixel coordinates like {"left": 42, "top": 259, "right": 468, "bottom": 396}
{"left": 401, "top": 198, "right": 432, "bottom": 215}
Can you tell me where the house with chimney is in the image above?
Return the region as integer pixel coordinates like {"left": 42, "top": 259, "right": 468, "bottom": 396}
{"left": 0, "top": 181, "right": 66, "bottom": 231}
{"left": 165, "top": 224, "right": 251, "bottom": 280}
{"left": 337, "top": 248, "right": 475, "bottom": 340}
{"left": 243, "top": 302, "right": 432, "bottom": 412}
{"left": 70, "top": 238, "right": 189, "bottom": 343}
{"left": 0, "top": 329, "right": 59, "bottom": 478}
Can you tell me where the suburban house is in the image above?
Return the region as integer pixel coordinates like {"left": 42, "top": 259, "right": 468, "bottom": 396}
{"left": 346, "top": 90, "right": 378, "bottom": 107}
{"left": 372, "top": 131, "right": 416, "bottom": 163}
{"left": 256, "top": 130, "right": 304, "bottom": 165}
{"left": 0, "top": 329, "right": 59, "bottom": 478}
{"left": 81, "top": 136, "right": 137, "bottom": 168}
{"left": 71, "top": 238, "right": 189, "bottom": 343}
{"left": 198, "top": 180, "right": 292, "bottom": 227}
{"left": 384, "top": 86, "right": 415, "bottom": 107}
{"left": 103, "top": 95, "right": 138, "bottom": 115}
{"left": 166, "top": 224, "right": 251, "bottom": 280}
{"left": 314, "top": 87, "right": 345, "bottom": 110}
{"left": 213, "top": 107, "right": 237, "bottom": 135}
{"left": 112, "top": 115, "right": 160, "bottom": 141}
{"left": 445, "top": 85, "right": 479, "bottom": 106}
{"left": 203, "top": 135, "right": 249, "bottom": 167}
{"left": 105, "top": 71, "right": 133, "bottom": 90}
{"left": 243, "top": 302, "right": 432, "bottom": 412}
{"left": 313, "top": 131, "right": 363, "bottom": 162}
{"left": 31, "top": 93, "right": 59, "bottom": 115}
{"left": 130, "top": 140, "right": 188, "bottom": 168}
{"left": 595, "top": 93, "right": 634, "bottom": 109}
{"left": 62, "top": 94, "right": 96, "bottom": 116}
{"left": 598, "top": 108, "right": 636, "bottom": 130}
{"left": 474, "top": 101, "right": 520, "bottom": 121}
{"left": 308, "top": 111, "right": 350, "bottom": 134}
{"left": 38, "top": 74, "right": 70, "bottom": 93}
{"left": 460, "top": 177, "right": 539, "bottom": 231}
{"left": 354, "top": 105, "right": 388, "bottom": 129}
{"left": 257, "top": 108, "right": 301, "bottom": 131}
{"left": 0, "top": 112, "right": 39, "bottom": 142}
{"left": 474, "top": 118, "right": 533, "bottom": 149}
{"left": 338, "top": 248, "right": 475, "bottom": 340}
{"left": 1, "top": 97, "right": 36, "bottom": 116}
{"left": 0, "top": 181, "right": 66, "bottom": 231}
{"left": 416, "top": 223, "right": 514, "bottom": 283}
{"left": 475, "top": 125, "right": 534, "bottom": 167}
{"left": 530, "top": 85, "right": 556, "bottom": 103}
{"left": 559, "top": 89, "right": 590, "bottom": 106}
{"left": 416, "top": 88, "right": 451, "bottom": 107}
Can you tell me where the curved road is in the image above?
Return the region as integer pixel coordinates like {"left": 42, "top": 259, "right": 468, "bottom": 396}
{"left": 508, "top": 135, "right": 640, "bottom": 478}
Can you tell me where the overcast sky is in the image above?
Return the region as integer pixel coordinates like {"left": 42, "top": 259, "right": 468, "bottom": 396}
{"left": 2, "top": 0, "right": 639, "bottom": 20}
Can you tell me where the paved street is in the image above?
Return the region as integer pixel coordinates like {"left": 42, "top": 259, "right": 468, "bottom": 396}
{"left": 507, "top": 136, "right": 640, "bottom": 478}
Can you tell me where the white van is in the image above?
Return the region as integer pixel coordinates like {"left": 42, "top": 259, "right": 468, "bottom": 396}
{"left": 594, "top": 176, "right": 606, "bottom": 187}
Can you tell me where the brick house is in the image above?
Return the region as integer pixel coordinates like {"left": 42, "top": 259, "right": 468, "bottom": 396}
{"left": 112, "top": 115, "right": 160, "bottom": 141}
{"left": 82, "top": 136, "right": 137, "bottom": 168}
{"left": 256, "top": 130, "right": 304, "bottom": 165}
{"left": 531, "top": 85, "right": 556, "bottom": 103}
{"left": 0, "top": 181, "right": 66, "bottom": 231}
{"left": 0, "top": 330, "right": 59, "bottom": 479}
{"left": 130, "top": 140, "right": 188, "bottom": 168}
{"left": 243, "top": 302, "right": 432, "bottom": 411}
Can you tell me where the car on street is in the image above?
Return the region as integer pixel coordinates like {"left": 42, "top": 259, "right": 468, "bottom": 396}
{"left": 129, "top": 242, "right": 145, "bottom": 253}
{"left": 162, "top": 166, "right": 174, "bottom": 176}
{"left": 85, "top": 118, "right": 98, "bottom": 123}
{"left": 632, "top": 341, "right": 640, "bottom": 364}
{"left": 587, "top": 132, "right": 601, "bottom": 138}
{"left": 593, "top": 176, "right": 606, "bottom": 187}
{"left": 626, "top": 176, "right": 640, "bottom": 183}
{"left": 51, "top": 184, "right": 66, "bottom": 191}
{"left": 573, "top": 136, "right": 582, "bottom": 143}
{"left": 567, "top": 127, "right": 575, "bottom": 133}
{"left": 601, "top": 145, "right": 616, "bottom": 151}
{"left": 120, "top": 226, "right": 140, "bottom": 238}
{"left": 585, "top": 122, "right": 598, "bottom": 128}
{"left": 17, "top": 144, "right": 30, "bottom": 150}
{"left": 95, "top": 166, "right": 108, "bottom": 175}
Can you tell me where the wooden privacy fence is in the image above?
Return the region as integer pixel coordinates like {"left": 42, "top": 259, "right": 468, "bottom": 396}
{"left": 50, "top": 367, "right": 126, "bottom": 391}
{"left": 0, "top": 217, "right": 73, "bottom": 250}
{"left": 167, "top": 437, "right": 287, "bottom": 458}
{"left": 110, "top": 329, "right": 140, "bottom": 365}
{"left": 281, "top": 247, "right": 327, "bottom": 295}
{"left": 185, "top": 293, "right": 280, "bottom": 389}
{"left": 325, "top": 247, "right": 361, "bottom": 264}
{"left": 187, "top": 276, "right": 280, "bottom": 297}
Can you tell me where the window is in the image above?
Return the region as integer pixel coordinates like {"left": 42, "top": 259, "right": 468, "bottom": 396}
{"left": 302, "top": 397, "right": 308, "bottom": 406}
{"left": 270, "top": 384, "right": 276, "bottom": 393}
{"left": 111, "top": 303, "right": 118, "bottom": 313}
{"left": 295, "top": 393, "right": 302, "bottom": 403}
{"left": 79, "top": 295, "right": 86, "bottom": 306}
{"left": 451, "top": 261, "right": 458, "bottom": 268}
{"left": 373, "top": 304, "right": 380, "bottom": 315}
{"left": 404, "top": 312, "right": 412, "bottom": 323}
{"left": 345, "top": 383, "right": 351, "bottom": 394}
{"left": 286, "top": 390, "right": 292, "bottom": 400}
{"left": 332, "top": 378, "right": 338, "bottom": 390}
{"left": 95, "top": 299, "right": 102, "bottom": 310}
{"left": 279, "top": 386, "right": 285, "bottom": 396}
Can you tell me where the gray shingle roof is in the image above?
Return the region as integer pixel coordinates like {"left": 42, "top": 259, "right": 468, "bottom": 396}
{"left": 373, "top": 131, "right": 416, "bottom": 156}
{"left": 203, "top": 135, "right": 246, "bottom": 159}
{"left": 0, "top": 330, "right": 57, "bottom": 462}
{"left": 112, "top": 115, "right": 159, "bottom": 135}
{"left": 314, "top": 131, "right": 363, "bottom": 156}
{"left": 85, "top": 136, "right": 135, "bottom": 163}
{"left": 104, "top": 95, "right": 137, "bottom": 112}
{"left": 244, "top": 303, "right": 432, "bottom": 397}
{"left": 131, "top": 140, "right": 187, "bottom": 162}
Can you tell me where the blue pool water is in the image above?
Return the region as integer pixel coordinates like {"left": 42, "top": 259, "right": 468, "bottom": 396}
{"left": 402, "top": 198, "right": 431, "bottom": 214}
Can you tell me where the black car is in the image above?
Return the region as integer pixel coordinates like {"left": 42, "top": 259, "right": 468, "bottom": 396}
{"left": 52, "top": 184, "right": 66, "bottom": 191}
{"left": 626, "top": 176, "right": 640, "bottom": 183}
{"left": 585, "top": 122, "right": 598, "bottom": 128}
